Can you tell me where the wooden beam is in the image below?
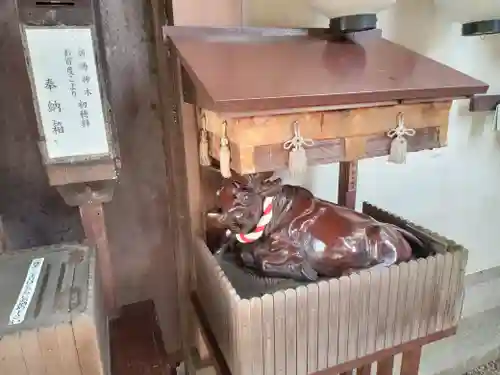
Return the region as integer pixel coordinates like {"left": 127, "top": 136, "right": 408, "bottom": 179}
{"left": 203, "top": 102, "right": 451, "bottom": 146}
{"left": 208, "top": 127, "right": 442, "bottom": 175}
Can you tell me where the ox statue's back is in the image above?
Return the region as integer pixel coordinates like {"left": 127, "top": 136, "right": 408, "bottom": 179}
{"left": 207, "top": 173, "right": 421, "bottom": 281}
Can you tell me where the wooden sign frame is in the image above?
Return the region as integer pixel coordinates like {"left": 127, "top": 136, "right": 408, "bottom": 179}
{"left": 21, "top": 26, "right": 115, "bottom": 164}
{"left": 17, "top": 0, "right": 119, "bottom": 186}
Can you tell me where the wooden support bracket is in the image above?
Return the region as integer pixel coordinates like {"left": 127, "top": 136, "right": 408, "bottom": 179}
{"left": 57, "top": 180, "right": 116, "bottom": 207}
{"left": 469, "top": 94, "right": 500, "bottom": 112}
{"left": 57, "top": 180, "right": 117, "bottom": 315}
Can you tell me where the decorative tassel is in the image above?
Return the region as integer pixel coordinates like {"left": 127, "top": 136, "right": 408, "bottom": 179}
{"left": 199, "top": 112, "right": 211, "bottom": 166}
{"left": 388, "top": 136, "right": 409, "bottom": 164}
{"left": 283, "top": 121, "right": 314, "bottom": 178}
{"left": 387, "top": 112, "right": 415, "bottom": 164}
{"left": 219, "top": 120, "right": 232, "bottom": 178}
{"left": 288, "top": 146, "right": 308, "bottom": 177}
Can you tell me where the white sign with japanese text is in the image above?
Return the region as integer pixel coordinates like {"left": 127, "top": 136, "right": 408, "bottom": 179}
{"left": 25, "top": 27, "right": 110, "bottom": 160}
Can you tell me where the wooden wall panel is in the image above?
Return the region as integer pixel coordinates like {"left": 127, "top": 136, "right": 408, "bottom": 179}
{"left": 0, "top": 0, "right": 84, "bottom": 250}
{"left": 96, "top": 0, "right": 178, "bottom": 314}
{"left": 1, "top": 0, "right": 181, "bottom": 354}
{"left": 172, "top": 0, "right": 243, "bottom": 26}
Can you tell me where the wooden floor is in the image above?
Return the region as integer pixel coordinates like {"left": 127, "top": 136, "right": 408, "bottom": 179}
{"left": 110, "top": 300, "right": 178, "bottom": 375}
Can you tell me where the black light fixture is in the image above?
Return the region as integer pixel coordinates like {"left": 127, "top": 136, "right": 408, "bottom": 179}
{"left": 328, "top": 14, "right": 378, "bottom": 35}
{"left": 462, "top": 19, "right": 500, "bottom": 36}
{"left": 305, "top": 0, "right": 398, "bottom": 39}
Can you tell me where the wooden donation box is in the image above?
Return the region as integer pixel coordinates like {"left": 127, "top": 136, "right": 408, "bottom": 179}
{"left": 0, "top": 245, "right": 109, "bottom": 374}
{"left": 164, "top": 27, "right": 488, "bottom": 375}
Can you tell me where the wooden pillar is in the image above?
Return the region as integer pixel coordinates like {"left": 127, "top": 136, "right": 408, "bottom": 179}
{"left": 400, "top": 348, "right": 422, "bottom": 375}
{"left": 357, "top": 365, "right": 371, "bottom": 375}
{"left": 161, "top": 1, "right": 243, "bottom": 373}
{"left": 338, "top": 161, "right": 358, "bottom": 209}
{"left": 79, "top": 202, "right": 116, "bottom": 313}
{"left": 376, "top": 356, "right": 394, "bottom": 375}
{"left": 151, "top": 1, "right": 195, "bottom": 372}
{"left": 58, "top": 182, "right": 117, "bottom": 314}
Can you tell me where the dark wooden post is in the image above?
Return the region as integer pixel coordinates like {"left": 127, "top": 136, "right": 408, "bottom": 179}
{"left": 400, "top": 348, "right": 422, "bottom": 375}
{"left": 58, "top": 182, "right": 117, "bottom": 312}
{"left": 338, "top": 161, "right": 358, "bottom": 209}
{"left": 151, "top": 1, "right": 198, "bottom": 372}
{"left": 80, "top": 203, "right": 115, "bottom": 311}
{"left": 376, "top": 356, "right": 394, "bottom": 375}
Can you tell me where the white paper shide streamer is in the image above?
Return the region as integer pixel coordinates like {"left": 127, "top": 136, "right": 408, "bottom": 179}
{"left": 387, "top": 112, "right": 415, "bottom": 164}
{"left": 284, "top": 121, "right": 314, "bottom": 178}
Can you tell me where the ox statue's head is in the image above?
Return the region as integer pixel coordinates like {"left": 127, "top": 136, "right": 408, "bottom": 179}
{"left": 208, "top": 173, "right": 282, "bottom": 234}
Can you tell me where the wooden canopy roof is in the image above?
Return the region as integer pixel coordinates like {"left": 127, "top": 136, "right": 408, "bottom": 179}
{"left": 164, "top": 26, "right": 488, "bottom": 113}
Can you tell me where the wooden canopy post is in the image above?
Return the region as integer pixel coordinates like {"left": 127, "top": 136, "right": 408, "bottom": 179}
{"left": 153, "top": 2, "right": 245, "bottom": 373}
{"left": 338, "top": 161, "right": 358, "bottom": 209}
{"left": 16, "top": 0, "right": 120, "bottom": 313}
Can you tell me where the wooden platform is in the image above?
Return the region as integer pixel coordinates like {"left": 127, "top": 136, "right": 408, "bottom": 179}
{"left": 110, "top": 300, "right": 178, "bottom": 375}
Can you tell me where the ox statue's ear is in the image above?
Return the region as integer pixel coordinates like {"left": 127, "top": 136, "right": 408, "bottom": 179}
{"left": 245, "top": 172, "right": 275, "bottom": 191}
{"left": 259, "top": 177, "right": 282, "bottom": 197}
{"left": 246, "top": 172, "right": 273, "bottom": 183}
{"left": 220, "top": 177, "right": 242, "bottom": 192}
{"left": 225, "top": 172, "right": 247, "bottom": 187}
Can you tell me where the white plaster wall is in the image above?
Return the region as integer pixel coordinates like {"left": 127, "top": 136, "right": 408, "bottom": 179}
{"left": 244, "top": 0, "right": 500, "bottom": 274}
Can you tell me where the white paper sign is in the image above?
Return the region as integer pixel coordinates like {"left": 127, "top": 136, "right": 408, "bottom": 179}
{"left": 25, "top": 27, "right": 110, "bottom": 160}
{"left": 9, "top": 258, "right": 45, "bottom": 325}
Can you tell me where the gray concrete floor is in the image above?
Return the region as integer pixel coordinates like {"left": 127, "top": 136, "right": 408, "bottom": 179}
{"left": 420, "top": 306, "right": 500, "bottom": 375}
{"left": 466, "top": 359, "right": 500, "bottom": 375}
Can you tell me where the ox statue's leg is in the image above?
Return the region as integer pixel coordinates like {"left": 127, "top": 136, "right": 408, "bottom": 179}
{"left": 252, "top": 238, "right": 318, "bottom": 281}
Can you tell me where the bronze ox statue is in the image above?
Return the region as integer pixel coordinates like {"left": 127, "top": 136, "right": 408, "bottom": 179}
{"left": 207, "top": 174, "right": 422, "bottom": 282}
